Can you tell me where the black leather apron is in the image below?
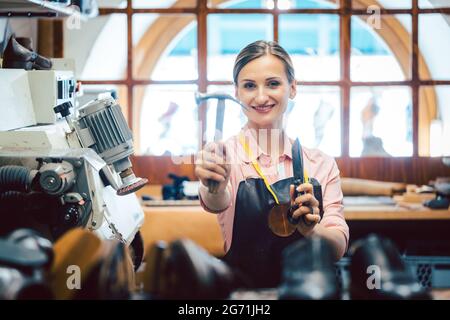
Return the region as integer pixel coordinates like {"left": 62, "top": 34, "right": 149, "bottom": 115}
{"left": 222, "top": 138, "right": 324, "bottom": 288}
{"left": 223, "top": 176, "right": 301, "bottom": 288}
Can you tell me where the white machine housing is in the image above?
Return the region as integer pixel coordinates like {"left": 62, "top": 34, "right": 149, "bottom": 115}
{"left": 0, "top": 59, "right": 76, "bottom": 131}
{"left": 0, "top": 59, "right": 144, "bottom": 245}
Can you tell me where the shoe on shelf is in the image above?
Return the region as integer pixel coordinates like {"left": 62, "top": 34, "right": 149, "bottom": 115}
{"left": 2, "top": 35, "right": 52, "bottom": 71}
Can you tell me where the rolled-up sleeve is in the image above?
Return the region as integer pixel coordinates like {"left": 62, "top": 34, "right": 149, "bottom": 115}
{"left": 320, "top": 159, "right": 349, "bottom": 251}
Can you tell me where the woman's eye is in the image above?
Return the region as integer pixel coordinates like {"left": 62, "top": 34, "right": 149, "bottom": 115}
{"left": 243, "top": 82, "right": 255, "bottom": 89}
{"left": 268, "top": 81, "right": 280, "bottom": 87}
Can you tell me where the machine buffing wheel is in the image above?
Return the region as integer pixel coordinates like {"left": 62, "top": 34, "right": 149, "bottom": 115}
{"left": 117, "top": 177, "right": 148, "bottom": 196}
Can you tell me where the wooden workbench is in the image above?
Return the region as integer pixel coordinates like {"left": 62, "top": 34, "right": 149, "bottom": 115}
{"left": 138, "top": 204, "right": 450, "bottom": 297}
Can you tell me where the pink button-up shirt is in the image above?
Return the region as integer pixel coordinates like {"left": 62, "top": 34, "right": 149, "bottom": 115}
{"left": 199, "top": 128, "right": 349, "bottom": 253}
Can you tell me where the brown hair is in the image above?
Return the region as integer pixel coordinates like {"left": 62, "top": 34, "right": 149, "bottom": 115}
{"left": 233, "top": 40, "right": 295, "bottom": 84}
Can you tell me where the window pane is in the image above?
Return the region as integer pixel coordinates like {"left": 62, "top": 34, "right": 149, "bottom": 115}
{"left": 419, "top": 0, "right": 450, "bottom": 8}
{"left": 97, "top": 0, "right": 127, "bottom": 8}
{"left": 204, "top": 86, "right": 247, "bottom": 143}
{"left": 289, "top": 0, "right": 338, "bottom": 8}
{"left": 137, "top": 85, "right": 199, "bottom": 156}
{"left": 65, "top": 14, "right": 127, "bottom": 80}
{"left": 419, "top": 14, "right": 450, "bottom": 80}
{"left": 77, "top": 84, "right": 128, "bottom": 123}
{"left": 208, "top": 0, "right": 338, "bottom": 8}
{"left": 208, "top": 0, "right": 266, "bottom": 8}
{"left": 207, "top": 14, "right": 274, "bottom": 81}
{"left": 351, "top": 15, "right": 411, "bottom": 81}
{"left": 133, "top": 0, "right": 196, "bottom": 8}
{"left": 133, "top": 14, "right": 197, "bottom": 80}
{"left": 350, "top": 87, "right": 412, "bottom": 157}
{"left": 420, "top": 86, "right": 450, "bottom": 157}
{"left": 353, "top": 0, "right": 411, "bottom": 9}
{"left": 286, "top": 86, "right": 341, "bottom": 157}
{"left": 279, "top": 14, "right": 339, "bottom": 81}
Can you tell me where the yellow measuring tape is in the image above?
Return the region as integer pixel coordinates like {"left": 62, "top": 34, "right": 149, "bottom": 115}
{"left": 239, "top": 133, "right": 309, "bottom": 205}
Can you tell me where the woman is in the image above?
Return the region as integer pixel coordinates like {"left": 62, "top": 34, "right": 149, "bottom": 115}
{"left": 195, "top": 40, "right": 349, "bottom": 287}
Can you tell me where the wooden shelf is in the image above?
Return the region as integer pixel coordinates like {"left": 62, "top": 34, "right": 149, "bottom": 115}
{"left": 343, "top": 206, "right": 450, "bottom": 220}
{"left": 0, "top": 0, "right": 98, "bottom": 18}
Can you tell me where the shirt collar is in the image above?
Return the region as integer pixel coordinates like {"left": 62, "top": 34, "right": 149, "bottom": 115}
{"left": 238, "top": 127, "right": 293, "bottom": 164}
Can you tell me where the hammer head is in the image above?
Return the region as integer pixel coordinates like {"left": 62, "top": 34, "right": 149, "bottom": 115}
{"left": 194, "top": 91, "right": 248, "bottom": 110}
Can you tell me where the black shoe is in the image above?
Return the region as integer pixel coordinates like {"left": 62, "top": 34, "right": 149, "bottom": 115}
{"left": 0, "top": 229, "right": 54, "bottom": 300}
{"left": 2, "top": 35, "right": 52, "bottom": 70}
{"left": 349, "top": 234, "right": 431, "bottom": 300}
{"left": 159, "top": 239, "right": 236, "bottom": 299}
{"left": 7, "top": 228, "right": 54, "bottom": 270}
{"left": 278, "top": 236, "right": 341, "bottom": 300}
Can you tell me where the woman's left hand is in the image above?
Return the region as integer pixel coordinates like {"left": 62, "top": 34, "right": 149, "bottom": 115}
{"left": 289, "top": 183, "right": 321, "bottom": 236}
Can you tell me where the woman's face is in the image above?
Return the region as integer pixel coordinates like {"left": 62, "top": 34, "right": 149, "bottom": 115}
{"left": 235, "top": 54, "right": 296, "bottom": 129}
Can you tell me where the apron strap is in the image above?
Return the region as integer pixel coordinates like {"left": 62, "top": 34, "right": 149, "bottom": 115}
{"left": 238, "top": 133, "right": 310, "bottom": 205}
{"left": 239, "top": 133, "right": 280, "bottom": 205}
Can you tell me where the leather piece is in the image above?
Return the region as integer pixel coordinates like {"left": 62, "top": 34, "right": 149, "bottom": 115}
{"left": 292, "top": 138, "right": 304, "bottom": 182}
{"left": 289, "top": 139, "right": 314, "bottom": 225}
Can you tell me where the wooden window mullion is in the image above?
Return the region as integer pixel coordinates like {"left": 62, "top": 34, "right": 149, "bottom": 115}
{"left": 127, "top": 0, "right": 133, "bottom": 132}
{"left": 198, "top": 0, "right": 208, "bottom": 148}
{"left": 412, "top": 0, "right": 419, "bottom": 157}
{"left": 274, "top": 0, "right": 279, "bottom": 42}
{"left": 340, "top": 0, "right": 351, "bottom": 158}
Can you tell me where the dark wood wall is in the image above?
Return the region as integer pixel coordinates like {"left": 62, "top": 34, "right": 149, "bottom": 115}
{"left": 131, "top": 156, "right": 450, "bottom": 186}
{"left": 335, "top": 157, "right": 450, "bottom": 185}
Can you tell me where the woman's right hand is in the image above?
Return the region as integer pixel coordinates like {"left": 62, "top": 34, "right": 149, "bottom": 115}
{"left": 195, "top": 142, "right": 231, "bottom": 194}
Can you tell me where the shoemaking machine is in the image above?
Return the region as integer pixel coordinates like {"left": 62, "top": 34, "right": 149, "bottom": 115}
{"left": 0, "top": 45, "right": 146, "bottom": 270}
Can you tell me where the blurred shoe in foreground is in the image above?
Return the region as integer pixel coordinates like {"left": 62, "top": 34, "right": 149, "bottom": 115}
{"left": 143, "top": 239, "right": 236, "bottom": 299}
{"left": 0, "top": 229, "right": 54, "bottom": 299}
{"left": 278, "top": 236, "right": 340, "bottom": 300}
{"left": 349, "top": 234, "right": 431, "bottom": 300}
{"left": 50, "top": 228, "right": 135, "bottom": 299}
